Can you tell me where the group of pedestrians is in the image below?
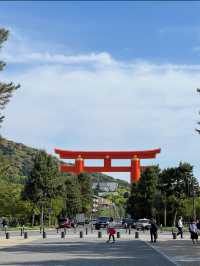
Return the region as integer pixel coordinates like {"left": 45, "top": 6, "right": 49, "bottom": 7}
{"left": 106, "top": 217, "right": 160, "bottom": 244}
{"left": 149, "top": 216, "right": 200, "bottom": 244}
{"left": 106, "top": 216, "right": 200, "bottom": 245}
{"left": 176, "top": 216, "right": 200, "bottom": 244}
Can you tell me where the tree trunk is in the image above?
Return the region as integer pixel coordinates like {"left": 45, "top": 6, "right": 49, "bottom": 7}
{"left": 40, "top": 205, "right": 44, "bottom": 230}
{"left": 173, "top": 209, "right": 177, "bottom": 227}
{"left": 164, "top": 205, "right": 167, "bottom": 227}
{"left": 48, "top": 213, "right": 51, "bottom": 227}
{"left": 31, "top": 212, "right": 35, "bottom": 227}
{"left": 163, "top": 192, "right": 167, "bottom": 227}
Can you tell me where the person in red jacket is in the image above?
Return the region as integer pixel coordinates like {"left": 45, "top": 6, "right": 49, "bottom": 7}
{"left": 107, "top": 217, "right": 116, "bottom": 243}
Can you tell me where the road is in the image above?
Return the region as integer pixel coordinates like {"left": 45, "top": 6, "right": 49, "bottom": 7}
{"left": 1, "top": 230, "right": 200, "bottom": 266}
{"left": 0, "top": 237, "right": 176, "bottom": 266}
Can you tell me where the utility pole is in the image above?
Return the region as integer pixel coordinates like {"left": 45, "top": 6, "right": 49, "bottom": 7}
{"left": 164, "top": 192, "right": 167, "bottom": 227}
{"left": 192, "top": 178, "right": 196, "bottom": 220}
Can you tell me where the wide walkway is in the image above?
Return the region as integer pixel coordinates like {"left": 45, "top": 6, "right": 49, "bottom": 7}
{"left": 1, "top": 230, "right": 200, "bottom": 266}
{"left": 0, "top": 238, "right": 175, "bottom": 266}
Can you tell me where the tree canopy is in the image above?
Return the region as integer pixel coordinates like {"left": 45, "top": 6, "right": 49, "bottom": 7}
{"left": 0, "top": 28, "right": 19, "bottom": 124}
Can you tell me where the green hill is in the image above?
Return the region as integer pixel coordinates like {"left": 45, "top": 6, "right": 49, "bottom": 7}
{"left": 0, "top": 137, "right": 130, "bottom": 188}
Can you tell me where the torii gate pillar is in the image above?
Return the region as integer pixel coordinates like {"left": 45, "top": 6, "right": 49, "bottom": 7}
{"left": 131, "top": 157, "right": 140, "bottom": 182}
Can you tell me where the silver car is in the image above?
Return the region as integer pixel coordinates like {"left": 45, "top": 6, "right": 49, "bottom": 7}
{"left": 135, "top": 218, "right": 151, "bottom": 230}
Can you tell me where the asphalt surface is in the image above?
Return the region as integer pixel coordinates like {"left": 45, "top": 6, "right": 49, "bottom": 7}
{"left": 0, "top": 237, "right": 176, "bottom": 266}
{"left": 154, "top": 239, "right": 200, "bottom": 266}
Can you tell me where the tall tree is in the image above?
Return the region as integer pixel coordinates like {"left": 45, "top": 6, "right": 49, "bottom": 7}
{"left": 78, "top": 173, "right": 92, "bottom": 214}
{"left": 22, "top": 151, "right": 61, "bottom": 227}
{"left": 62, "top": 175, "right": 82, "bottom": 218}
{"left": 158, "top": 162, "right": 199, "bottom": 225}
{"left": 127, "top": 166, "right": 160, "bottom": 219}
{"left": 0, "top": 28, "right": 19, "bottom": 124}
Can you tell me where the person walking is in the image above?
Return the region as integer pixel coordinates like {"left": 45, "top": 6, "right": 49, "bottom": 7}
{"left": 176, "top": 216, "right": 183, "bottom": 239}
{"left": 2, "top": 219, "right": 8, "bottom": 233}
{"left": 196, "top": 219, "right": 200, "bottom": 231}
{"left": 150, "top": 218, "right": 158, "bottom": 243}
{"left": 107, "top": 217, "right": 116, "bottom": 243}
{"left": 189, "top": 219, "right": 198, "bottom": 244}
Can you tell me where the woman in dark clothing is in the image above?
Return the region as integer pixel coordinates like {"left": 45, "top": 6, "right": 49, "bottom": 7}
{"left": 150, "top": 218, "right": 158, "bottom": 243}
{"left": 189, "top": 219, "right": 198, "bottom": 244}
{"left": 196, "top": 219, "right": 200, "bottom": 230}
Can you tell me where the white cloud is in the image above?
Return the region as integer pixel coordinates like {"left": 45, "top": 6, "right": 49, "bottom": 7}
{"left": 1, "top": 29, "right": 200, "bottom": 181}
{"left": 1, "top": 51, "right": 116, "bottom": 65}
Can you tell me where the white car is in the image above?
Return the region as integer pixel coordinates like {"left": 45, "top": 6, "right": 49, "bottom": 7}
{"left": 135, "top": 218, "right": 151, "bottom": 230}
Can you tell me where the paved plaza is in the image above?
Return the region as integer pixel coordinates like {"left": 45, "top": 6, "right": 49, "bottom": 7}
{"left": 0, "top": 230, "right": 200, "bottom": 266}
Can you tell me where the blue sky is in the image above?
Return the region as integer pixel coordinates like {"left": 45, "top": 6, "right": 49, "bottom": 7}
{"left": 2, "top": 2, "right": 200, "bottom": 63}
{"left": 0, "top": 1, "right": 200, "bottom": 182}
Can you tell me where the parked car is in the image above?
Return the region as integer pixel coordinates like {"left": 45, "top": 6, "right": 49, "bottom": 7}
{"left": 95, "top": 217, "right": 110, "bottom": 230}
{"left": 85, "top": 219, "right": 90, "bottom": 224}
{"left": 56, "top": 218, "right": 74, "bottom": 229}
{"left": 122, "top": 218, "right": 136, "bottom": 228}
{"left": 135, "top": 218, "right": 151, "bottom": 230}
{"left": 76, "top": 213, "right": 85, "bottom": 226}
{"left": 91, "top": 219, "right": 97, "bottom": 226}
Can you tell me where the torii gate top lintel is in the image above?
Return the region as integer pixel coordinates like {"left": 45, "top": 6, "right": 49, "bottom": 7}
{"left": 55, "top": 148, "right": 161, "bottom": 183}
{"left": 54, "top": 148, "right": 161, "bottom": 159}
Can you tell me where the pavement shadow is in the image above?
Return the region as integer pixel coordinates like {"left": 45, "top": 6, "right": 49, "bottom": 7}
{"left": 0, "top": 240, "right": 144, "bottom": 255}
{"left": 0, "top": 240, "right": 175, "bottom": 266}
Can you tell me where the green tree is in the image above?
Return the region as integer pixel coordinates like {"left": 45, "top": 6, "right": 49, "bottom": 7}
{"left": 105, "top": 187, "right": 128, "bottom": 218}
{"left": 78, "top": 173, "right": 92, "bottom": 214}
{"left": 23, "top": 151, "right": 61, "bottom": 227}
{"left": 127, "top": 166, "right": 160, "bottom": 219}
{"left": 62, "top": 175, "right": 82, "bottom": 218}
{"left": 158, "top": 162, "right": 199, "bottom": 225}
{"left": 0, "top": 28, "right": 19, "bottom": 124}
{"left": 0, "top": 179, "right": 32, "bottom": 225}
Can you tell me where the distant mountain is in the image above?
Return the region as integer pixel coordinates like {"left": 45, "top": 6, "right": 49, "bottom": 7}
{"left": 0, "top": 137, "right": 130, "bottom": 188}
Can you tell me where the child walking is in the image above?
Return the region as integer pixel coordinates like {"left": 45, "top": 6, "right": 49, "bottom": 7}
{"left": 107, "top": 217, "right": 116, "bottom": 243}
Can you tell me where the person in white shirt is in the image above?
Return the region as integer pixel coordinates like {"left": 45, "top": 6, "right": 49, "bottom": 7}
{"left": 176, "top": 216, "right": 183, "bottom": 239}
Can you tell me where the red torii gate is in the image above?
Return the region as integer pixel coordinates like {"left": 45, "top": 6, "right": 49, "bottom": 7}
{"left": 55, "top": 148, "right": 161, "bottom": 183}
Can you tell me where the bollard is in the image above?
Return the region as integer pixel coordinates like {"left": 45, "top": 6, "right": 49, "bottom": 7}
{"left": 64, "top": 228, "right": 66, "bottom": 235}
{"left": 98, "top": 231, "right": 102, "bottom": 238}
{"left": 5, "top": 232, "right": 10, "bottom": 239}
{"left": 172, "top": 232, "right": 177, "bottom": 239}
{"left": 85, "top": 227, "right": 88, "bottom": 235}
{"left": 20, "top": 228, "right": 23, "bottom": 236}
{"left": 61, "top": 231, "right": 65, "bottom": 239}
{"left": 128, "top": 228, "right": 131, "bottom": 235}
{"left": 24, "top": 232, "right": 28, "bottom": 239}
{"left": 43, "top": 231, "right": 46, "bottom": 239}
{"left": 135, "top": 231, "right": 139, "bottom": 239}
{"left": 80, "top": 231, "right": 83, "bottom": 238}
{"left": 117, "top": 231, "right": 120, "bottom": 238}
